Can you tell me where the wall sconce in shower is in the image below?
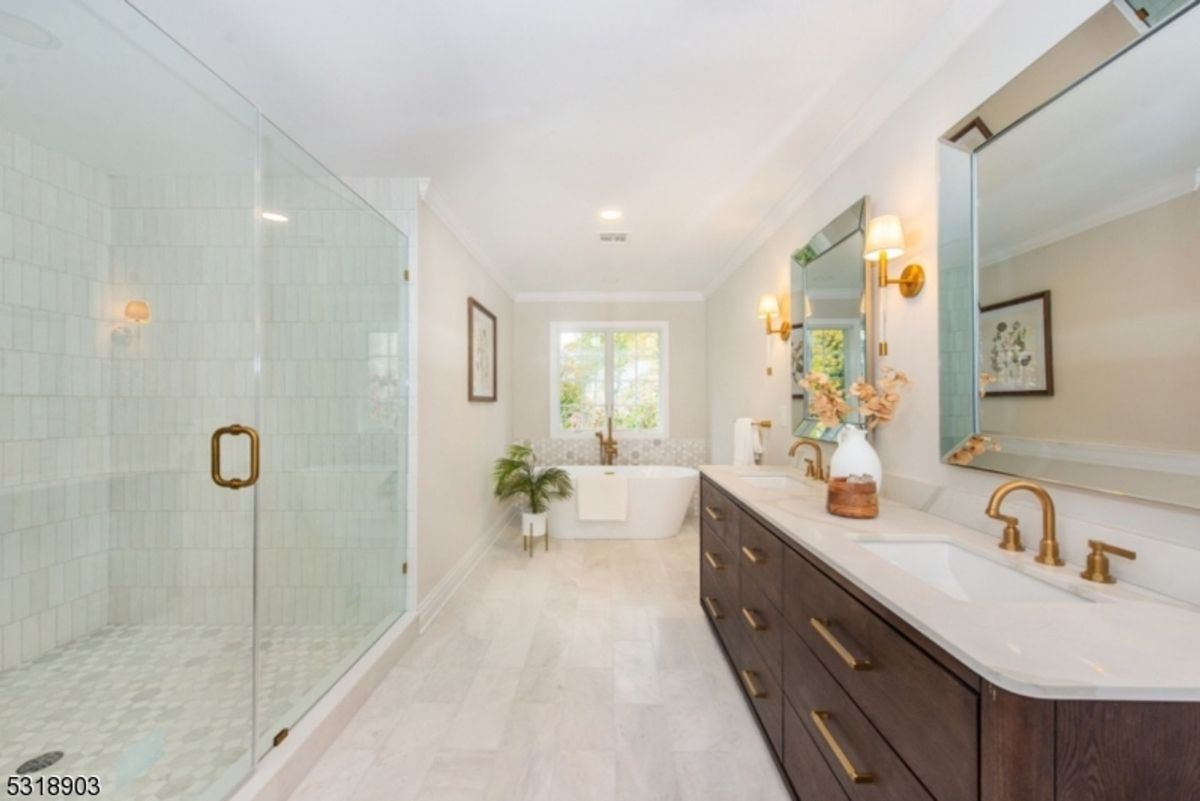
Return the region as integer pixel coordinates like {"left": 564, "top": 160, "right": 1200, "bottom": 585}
{"left": 113, "top": 299, "right": 151, "bottom": 339}
{"left": 756, "top": 294, "right": 791, "bottom": 341}
{"left": 864, "top": 214, "right": 925, "bottom": 298}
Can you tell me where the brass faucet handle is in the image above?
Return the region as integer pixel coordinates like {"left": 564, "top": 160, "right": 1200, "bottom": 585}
{"left": 993, "top": 515, "right": 1024, "bottom": 552}
{"left": 803, "top": 459, "right": 817, "bottom": 479}
{"left": 1080, "top": 539, "right": 1136, "bottom": 584}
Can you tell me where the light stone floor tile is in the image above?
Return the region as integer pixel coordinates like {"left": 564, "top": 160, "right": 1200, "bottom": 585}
{"left": 284, "top": 518, "right": 791, "bottom": 801}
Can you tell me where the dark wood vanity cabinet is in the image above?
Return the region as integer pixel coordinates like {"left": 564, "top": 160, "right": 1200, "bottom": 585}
{"left": 698, "top": 477, "right": 1200, "bottom": 801}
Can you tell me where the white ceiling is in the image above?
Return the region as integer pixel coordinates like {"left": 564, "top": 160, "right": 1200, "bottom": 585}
{"left": 128, "top": 0, "right": 1000, "bottom": 294}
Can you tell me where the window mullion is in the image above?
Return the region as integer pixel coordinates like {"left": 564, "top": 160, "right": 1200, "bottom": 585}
{"left": 604, "top": 331, "right": 614, "bottom": 421}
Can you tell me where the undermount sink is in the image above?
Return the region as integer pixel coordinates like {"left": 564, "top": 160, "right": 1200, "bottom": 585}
{"left": 737, "top": 474, "right": 811, "bottom": 492}
{"left": 860, "top": 540, "right": 1089, "bottom": 604}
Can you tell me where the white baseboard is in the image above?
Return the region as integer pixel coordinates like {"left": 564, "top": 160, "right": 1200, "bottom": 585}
{"left": 416, "top": 504, "right": 518, "bottom": 632}
{"left": 227, "top": 611, "right": 420, "bottom": 801}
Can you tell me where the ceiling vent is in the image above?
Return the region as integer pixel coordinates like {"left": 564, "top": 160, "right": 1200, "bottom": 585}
{"left": 598, "top": 231, "right": 629, "bottom": 245}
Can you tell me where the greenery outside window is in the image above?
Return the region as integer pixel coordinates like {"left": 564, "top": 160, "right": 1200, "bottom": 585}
{"left": 551, "top": 322, "right": 668, "bottom": 437}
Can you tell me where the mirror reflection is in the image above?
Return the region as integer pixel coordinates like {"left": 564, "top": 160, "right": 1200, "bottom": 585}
{"left": 790, "top": 198, "right": 871, "bottom": 442}
{"left": 939, "top": 3, "right": 1200, "bottom": 508}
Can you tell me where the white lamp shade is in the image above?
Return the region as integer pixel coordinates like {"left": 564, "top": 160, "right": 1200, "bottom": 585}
{"left": 864, "top": 214, "right": 906, "bottom": 262}
{"left": 756, "top": 294, "right": 780, "bottom": 319}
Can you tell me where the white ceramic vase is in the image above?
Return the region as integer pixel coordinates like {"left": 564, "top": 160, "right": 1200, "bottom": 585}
{"left": 829, "top": 424, "right": 883, "bottom": 490}
{"left": 521, "top": 511, "right": 548, "bottom": 538}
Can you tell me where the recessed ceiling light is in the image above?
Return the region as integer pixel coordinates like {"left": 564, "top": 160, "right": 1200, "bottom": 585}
{"left": 599, "top": 209, "right": 623, "bottom": 221}
{"left": 261, "top": 211, "right": 289, "bottom": 223}
{"left": 0, "top": 11, "right": 60, "bottom": 50}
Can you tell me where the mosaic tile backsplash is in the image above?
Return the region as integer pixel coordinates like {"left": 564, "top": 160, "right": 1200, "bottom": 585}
{"left": 524, "top": 437, "right": 707, "bottom": 468}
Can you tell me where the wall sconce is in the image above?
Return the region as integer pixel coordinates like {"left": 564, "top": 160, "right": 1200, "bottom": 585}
{"left": 864, "top": 214, "right": 925, "bottom": 298}
{"left": 756, "top": 294, "right": 791, "bottom": 341}
{"left": 114, "top": 299, "right": 151, "bottom": 339}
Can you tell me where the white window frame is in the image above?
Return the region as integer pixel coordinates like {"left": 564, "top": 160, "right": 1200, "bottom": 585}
{"left": 549, "top": 321, "right": 669, "bottom": 439}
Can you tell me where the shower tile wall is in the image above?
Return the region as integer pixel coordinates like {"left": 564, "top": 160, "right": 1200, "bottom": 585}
{"left": 105, "top": 174, "right": 257, "bottom": 626}
{"left": 0, "top": 128, "right": 112, "bottom": 669}
{"left": 256, "top": 170, "right": 407, "bottom": 628}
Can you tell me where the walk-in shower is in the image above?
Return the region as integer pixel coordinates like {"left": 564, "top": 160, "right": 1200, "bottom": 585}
{"left": 0, "top": 1, "right": 410, "bottom": 798}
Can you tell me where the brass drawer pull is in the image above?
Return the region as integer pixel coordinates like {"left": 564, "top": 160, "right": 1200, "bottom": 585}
{"left": 809, "top": 617, "right": 872, "bottom": 671}
{"left": 739, "top": 669, "right": 767, "bottom": 699}
{"left": 703, "top": 596, "right": 724, "bottom": 620}
{"left": 211, "top": 424, "right": 260, "bottom": 490}
{"left": 704, "top": 505, "right": 724, "bottom": 522}
{"left": 741, "top": 607, "right": 767, "bottom": 631}
{"left": 741, "top": 546, "right": 766, "bottom": 565}
{"left": 704, "top": 551, "right": 726, "bottom": 571}
{"left": 810, "top": 710, "right": 874, "bottom": 784}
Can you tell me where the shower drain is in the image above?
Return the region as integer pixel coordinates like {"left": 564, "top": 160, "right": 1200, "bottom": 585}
{"left": 16, "top": 751, "right": 64, "bottom": 775}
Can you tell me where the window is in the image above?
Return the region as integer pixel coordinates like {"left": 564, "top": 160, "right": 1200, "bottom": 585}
{"left": 551, "top": 322, "right": 668, "bottom": 437}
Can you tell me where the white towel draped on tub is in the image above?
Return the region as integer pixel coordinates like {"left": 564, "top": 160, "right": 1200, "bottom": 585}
{"left": 732, "top": 417, "right": 762, "bottom": 466}
{"left": 576, "top": 471, "right": 629, "bottom": 521}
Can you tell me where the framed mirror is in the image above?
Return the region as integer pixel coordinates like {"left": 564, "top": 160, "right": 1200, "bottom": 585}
{"left": 791, "top": 197, "right": 873, "bottom": 442}
{"left": 939, "top": 1, "right": 1200, "bottom": 508}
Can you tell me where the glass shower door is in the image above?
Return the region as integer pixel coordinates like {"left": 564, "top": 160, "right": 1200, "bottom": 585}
{"left": 0, "top": 2, "right": 258, "bottom": 798}
{"left": 254, "top": 120, "right": 409, "bottom": 751}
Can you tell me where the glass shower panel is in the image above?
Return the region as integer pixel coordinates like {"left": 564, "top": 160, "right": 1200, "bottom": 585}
{"left": 0, "top": 1, "right": 258, "bottom": 799}
{"left": 256, "top": 120, "right": 408, "bottom": 750}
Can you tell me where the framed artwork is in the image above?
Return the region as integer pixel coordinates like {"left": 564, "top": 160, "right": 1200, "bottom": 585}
{"left": 790, "top": 322, "right": 805, "bottom": 399}
{"left": 467, "top": 297, "right": 497, "bottom": 402}
{"left": 949, "top": 116, "right": 993, "bottom": 150}
{"left": 979, "top": 291, "right": 1053, "bottom": 396}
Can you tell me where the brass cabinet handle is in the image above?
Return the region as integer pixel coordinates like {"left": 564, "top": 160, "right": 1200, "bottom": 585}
{"left": 741, "top": 546, "right": 766, "bottom": 565}
{"left": 211, "top": 424, "right": 260, "bottom": 490}
{"left": 741, "top": 607, "right": 767, "bottom": 631}
{"left": 810, "top": 710, "right": 874, "bottom": 784}
{"left": 809, "top": 618, "right": 872, "bottom": 671}
{"left": 704, "top": 551, "right": 726, "bottom": 571}
{"left": 739, "top": 669, "right": 767, "bottom": 699}
{"left": 703, "top": 596, "right": 724, "bottom": 620}
{"left": 704, "top": 505, "right": 724, "bottom": 522}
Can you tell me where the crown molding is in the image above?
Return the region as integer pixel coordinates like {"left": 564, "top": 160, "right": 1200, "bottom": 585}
{"left": 514, "top": 291, "right": 704, "bottom": 304}
{"left": 420, "top": 180, "right": 516, "bottom": 299}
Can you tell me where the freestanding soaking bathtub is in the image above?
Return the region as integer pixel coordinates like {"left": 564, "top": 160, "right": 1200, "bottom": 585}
{"left": 547, "top": 465, "right": 699, "bottom": 539}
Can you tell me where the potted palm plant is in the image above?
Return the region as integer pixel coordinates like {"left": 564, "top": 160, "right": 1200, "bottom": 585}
{"left": 492, "top": 443, "right": 573, "bottom": 541}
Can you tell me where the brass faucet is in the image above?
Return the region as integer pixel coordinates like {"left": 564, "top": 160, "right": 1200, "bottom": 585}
{"left": 788, "top": 439, "right": 827, "bottom": 481}
{"left": 985, "top": 479, "right": 1064, "bottom": 566}
{"left": 595, "top": 417, "right": 618, "bottom": 466}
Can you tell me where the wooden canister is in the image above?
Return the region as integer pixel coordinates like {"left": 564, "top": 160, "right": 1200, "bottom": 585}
{"left": 826, "top": 477, "right": 879, "bottom": 519}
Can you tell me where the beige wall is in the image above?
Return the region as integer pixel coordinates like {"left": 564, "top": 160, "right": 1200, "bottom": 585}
{"left": 981, "top": 191, "right": 1199, "bottom": 450}
{"left": 511, "top": 300, "right": 707, "bottom": 440}
{"left": 416, "top": 201, "right": 514, "bottom": 604}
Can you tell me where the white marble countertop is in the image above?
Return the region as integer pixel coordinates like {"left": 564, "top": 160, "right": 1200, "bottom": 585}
{"left": 701, "top": 464, "right": 1200, "bottom": 702}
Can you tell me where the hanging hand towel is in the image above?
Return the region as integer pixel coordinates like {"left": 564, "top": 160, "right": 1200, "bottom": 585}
{"left": 732, "top": 417, "right": 762, "bottom": 466}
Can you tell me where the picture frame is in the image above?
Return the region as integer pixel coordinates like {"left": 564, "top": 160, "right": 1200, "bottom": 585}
{"left": 790, "top": 322, "right": 805, "bottom": 399}
{"left": 979, "top": 290, "right": 1053, "bottom": 396}
{"left": 467, "top": 297, "right": 497, "bottom": 402}
{"left": 948, "top": 115, "right": 994, "bottom": 151}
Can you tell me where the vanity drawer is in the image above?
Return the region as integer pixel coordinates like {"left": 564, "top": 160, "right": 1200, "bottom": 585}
{"left": 728, "top": 625, "right": 783, "bottom": 752}
{"left": 737, "top": 574, "right": 782, "bottom": 682}
{"left": 700, "top": 480, "right": 738, "bottom": 549}
{"left": 783, "top": 627, "right": 934, "bottom": 801}
{"left": 784, "top": 548, "right": 978, "bottom": 801}
{"left": 701, "top": 526, "right": 737, "bottom": 602}
{"left": 738, "top": 513, "right": 783, "bottom": 611}
{"left": 700, "top": 547, "right": 735, "bottom": 644}
{"left": 784, "top": 700, "right": 850, "bottom": 801}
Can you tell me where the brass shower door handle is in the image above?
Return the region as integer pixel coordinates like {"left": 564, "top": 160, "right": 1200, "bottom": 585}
{"left": 211, "top": 424, "right": 260, "bottom": 489}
